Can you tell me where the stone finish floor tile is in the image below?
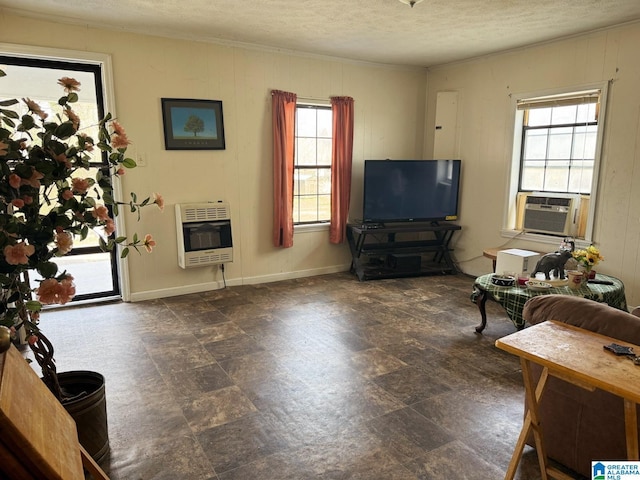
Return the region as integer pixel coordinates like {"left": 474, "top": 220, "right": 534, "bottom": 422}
{"left": 33, "top": 272, "right": 586, "bottom": 479}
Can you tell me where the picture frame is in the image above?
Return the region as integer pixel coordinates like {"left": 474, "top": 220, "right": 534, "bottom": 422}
{"left": 161, "top": 98, "right": 226, "bottom": 150}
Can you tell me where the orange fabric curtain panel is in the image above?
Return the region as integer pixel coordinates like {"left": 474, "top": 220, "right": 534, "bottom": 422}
{"left": 271, "top": 90, "right": 297, "bottom": 248}
{"left": 329, "top": 96, "right": 354, "bottom": 244}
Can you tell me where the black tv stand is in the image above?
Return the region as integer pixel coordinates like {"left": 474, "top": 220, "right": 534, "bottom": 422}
{"left": 346, "top": 222, "right": 461, "bottom": 281}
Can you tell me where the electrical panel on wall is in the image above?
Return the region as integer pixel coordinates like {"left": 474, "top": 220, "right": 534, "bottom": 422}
{"left": 175, "top": 201, "right": 233, "bottom": 268}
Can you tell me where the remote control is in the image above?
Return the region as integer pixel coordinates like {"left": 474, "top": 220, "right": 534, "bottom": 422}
{"left": 588, "top": 279, "right": 614, "bottom": 285}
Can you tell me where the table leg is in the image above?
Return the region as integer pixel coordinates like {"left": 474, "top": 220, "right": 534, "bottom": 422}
{"left": 474, "top": 287, "right": 488, "bottom": 333}
{"left": 504, "top": 363, "right": 550, "bottom": 480}
{"left": 624, "top": 399, "right": 639, "bottom": 460}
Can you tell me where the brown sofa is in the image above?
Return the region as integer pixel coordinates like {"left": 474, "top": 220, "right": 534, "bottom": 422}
{"left": 521, "top": 294, "right": 640, "bottom": 478}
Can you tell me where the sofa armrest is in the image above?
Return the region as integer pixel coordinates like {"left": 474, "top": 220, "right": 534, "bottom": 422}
{"left": 522, "top": 295, "right": 640, "bottom": 345}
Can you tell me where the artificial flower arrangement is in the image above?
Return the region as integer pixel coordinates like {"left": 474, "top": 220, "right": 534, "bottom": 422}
{"left": 0, "top": 70, "right": 162, "bottom": 399}
{"left": 572, "top": 244, "right": 603, "bottom": 272}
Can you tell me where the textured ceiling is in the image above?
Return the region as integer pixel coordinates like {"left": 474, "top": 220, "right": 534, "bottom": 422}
{"left": 2, "top": 0, "right": 640, "bottom": 67}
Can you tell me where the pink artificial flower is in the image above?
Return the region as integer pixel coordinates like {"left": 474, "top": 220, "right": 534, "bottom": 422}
{"left": 143, "top": 234, "right": 156, "bottom": 253}
{"left": 71, "top": 177, "right": 91, "bottom": 195}
{"left": 36, "top": 275, "right": 76, "bottom": 305}
{"left": 153, "top": 192, "right": 164, "bottom": 211}
{"left": 55, "top": 232, "right": 74, "bottom": 255}
{"left": 21, "top": 169, "right": 44, "bottom": 188}
{"left": 22, "top": 98, "right": 48, "bottom": 120}
{"left": 3, "top": 242, "right": 35, "bottom": 265}
{"left": 58, "top": 276, "right": 76, "bottom": 304}
{"left": 21, "top": 195, "right": 33, "bottom": 205}
{"left": 27, "top": 335, "right": 38, "bottom": 346}
{"left": 11, "top": 198, "right": 24, "bottom": 209}
{"left": 61, "top": 189, "right": 74, "bottom": 201}
{"left": 111, "top": 132, "right": 131, "bottom": 150}
{"left": 50, "top": 150, "right": 71, "bottom": 169}
{"left": 57, "top": 77, "right": 81, "bottom": 93}
{"left": 64, "top": 107, "right": 80, "bottom": 131}
{"left": 91, "top": 205, "right": 110, "bottom": 221}
{"left": 111, "top": 120, "right": 126, "bottom": 136}
{"left": 104, "top": 219, "right": 116, "bottom": 236}
{"left": 116, "top": 167, "right": 125, "bottom": 176}
{"left": 8, "top": 174, "right": 21, "bottom": 189}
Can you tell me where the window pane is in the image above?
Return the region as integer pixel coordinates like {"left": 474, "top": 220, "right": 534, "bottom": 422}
{"left": 547, "top": 127, "right": 572, "bottom": 159}
{"left": 576, "top": 103, "right": 597, "bottom": 123}
{"left": 297, "top": 170, "right": 318, "bottom": 195}
{"left": 317, "top": 138, "right": 332, "bottom": 166}
{"left": 317, "top": 109, "right": 332, "bottom": 137}
{"left": 527, "top": 108, "right": 551, "bottom": 126}
{"left": 523, "top": 129, "right": 548, "bottom": 159}
{"left": 571, "top": 126, "right": 597, "bottom": 159}
{"left": 543, "top": 161, "right": 570, "bottom": 191}
{"left": 296, "top": 137, "right": 317, "bottom": 166}
{"left": 317, "top": 194, "right": 331, "bottom": 221}
{"left": 568, "top": 160, "right": 593, "bottom": 193}
{"left": 521, "top": 160, "right": 545, "bottom": 190}
{"left": 551, "top": 105, "right": 577, "bottom": 125}
{"left": 318, "top": 168, "right": 331, "bottom": 195}
{"left": 298, "top": 195, "right": 319, "bottom": 222}
{"left": 297, "top": 108, "right": 316, "bottom": 137}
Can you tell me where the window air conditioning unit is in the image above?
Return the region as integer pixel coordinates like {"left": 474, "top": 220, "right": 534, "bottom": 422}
{"left": 522, "top": 193, "right": 580, "bottom": 236}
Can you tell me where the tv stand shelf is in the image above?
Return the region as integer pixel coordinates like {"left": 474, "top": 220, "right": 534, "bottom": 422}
{"left": 346, "top": 222, "right": 461, "bottom": 281}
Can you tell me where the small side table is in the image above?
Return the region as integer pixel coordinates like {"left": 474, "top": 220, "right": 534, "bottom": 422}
{"left": 471, "top": 273, "right": 627, "bottom": 332}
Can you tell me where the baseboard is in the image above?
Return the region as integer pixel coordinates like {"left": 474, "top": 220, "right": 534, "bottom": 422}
{"left": 128, "top": 263, "right": 351, "bottom": 302}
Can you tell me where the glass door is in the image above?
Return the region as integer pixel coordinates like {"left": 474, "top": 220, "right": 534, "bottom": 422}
{"left": 0, "top": 55, "right": 120, "bottom": 301}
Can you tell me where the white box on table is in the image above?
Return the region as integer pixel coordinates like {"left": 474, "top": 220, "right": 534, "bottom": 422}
{"left": 495, "top": 249, "right": 541, "bottom": 276}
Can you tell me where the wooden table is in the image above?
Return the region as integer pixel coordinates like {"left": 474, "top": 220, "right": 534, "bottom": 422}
{"left": 495, "top": 321, "right": 640, "bottom": 480}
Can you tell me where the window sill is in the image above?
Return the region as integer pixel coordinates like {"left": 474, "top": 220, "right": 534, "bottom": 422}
{"left": 500, "top": 229, "right": 591, "bottom": 249}
{"left": 294, "top": 223, "right": 330, "bottom": 233}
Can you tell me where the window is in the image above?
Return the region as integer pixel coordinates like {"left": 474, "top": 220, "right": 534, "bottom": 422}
{"left": 293, "top": 104, "right": 332, "bottom": 224}
{"left": 519, "top": 90, "right": 600, "bottom": 194}
{"left": 507, "top": 85, "right": 608, "bottom": 242}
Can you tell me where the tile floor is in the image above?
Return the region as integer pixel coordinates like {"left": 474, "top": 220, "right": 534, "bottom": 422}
{"left": 35, "top": 272, "right": 586, "bottom": 479}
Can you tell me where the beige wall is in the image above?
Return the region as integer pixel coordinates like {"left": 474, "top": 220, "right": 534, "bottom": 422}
{"left": 426, "top": 22, "right": 640, "bottom": 307}
{"left": 0, "top": 12, "right": 428, "bottom": 299}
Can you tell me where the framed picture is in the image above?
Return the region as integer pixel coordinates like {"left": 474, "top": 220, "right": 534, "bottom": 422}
{"left": 161, "top": 98, "right": 226, "bottom": 150}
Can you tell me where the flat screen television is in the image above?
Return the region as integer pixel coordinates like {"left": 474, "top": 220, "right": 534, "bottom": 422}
{"left": 362, "top": 159, "right": 461, "bottom": 223}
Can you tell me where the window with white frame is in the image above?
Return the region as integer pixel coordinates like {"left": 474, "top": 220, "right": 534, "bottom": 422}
{"left": 508, "top": 86, "right": 607, "bottom": 241}
{"left": 293, "top": 104, "right": 332, "bottom": 225}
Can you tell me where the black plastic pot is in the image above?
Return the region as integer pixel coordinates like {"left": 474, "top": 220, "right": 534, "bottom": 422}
{"left": 58, "top": 371, "right": 109, "bottom": 464}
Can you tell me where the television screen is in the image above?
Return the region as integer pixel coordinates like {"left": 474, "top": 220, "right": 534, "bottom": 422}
{"left": 362, "top": 159, "right": 461, "bottom": 223}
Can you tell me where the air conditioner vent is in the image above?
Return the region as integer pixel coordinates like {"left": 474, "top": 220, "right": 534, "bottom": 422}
{"left": 523, "top": 193, "right": 580, "bottom": 236}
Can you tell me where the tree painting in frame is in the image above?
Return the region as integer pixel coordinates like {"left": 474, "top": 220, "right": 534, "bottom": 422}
{"left": 161, "top": 98, "right": 226, "bottom": 150}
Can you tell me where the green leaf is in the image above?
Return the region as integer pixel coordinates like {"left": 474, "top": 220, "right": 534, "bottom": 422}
{"left": 115, "top": 236, "right": 127, "bottom": 243}
{"left": 1, "top": 117, "right": 16, "bottom": 128}
{"left": 67, "top": 92, "right": 78, "bottom": 103}
{"left": 37, "top": 261, "right": 58, "bottom": 279}
{"left": 120, "top": 247, "right": 130, "bottom": 258}
{"left": 25, "top": 301, "right": 42, "bottom": 312}
{"left": 58, "top": 96, "right": 68, "bottom": 106}
{"left": 20, "top": 115, "right": 36, "bottom": 130}
{"left": 0, "top": 109, "right": 19, "bottom": 119}
{"left": 54, "top": 122, "right": 76, "bottom": 140}
{"left": 121, "top": 157, "right": 137, "bottom": 168}
{"left": 0, "top": 98, "right": 18, "bottom": 106}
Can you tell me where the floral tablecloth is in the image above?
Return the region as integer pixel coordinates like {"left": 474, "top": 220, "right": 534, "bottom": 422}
{"left": 471, "top": 273, "right": 628, "bottom": 330}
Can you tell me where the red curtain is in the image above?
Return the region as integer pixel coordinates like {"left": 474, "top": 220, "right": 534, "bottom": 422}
{"left": 329, "top": 96, "right": 354, "bottom": 244}
{"left": 271, "top": 90, "right": 297, "bottom": 248}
